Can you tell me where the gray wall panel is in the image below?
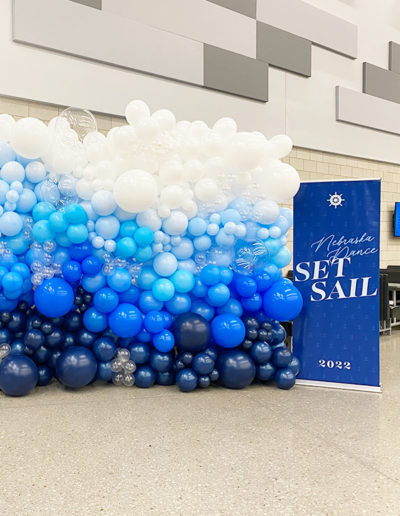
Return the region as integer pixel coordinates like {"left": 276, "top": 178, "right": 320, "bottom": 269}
{"left": 207, "top": 0, "right": 256, "bottom": 18}
{"left": 389, "top": 41, "right": 400, "bottom": 74}
{"left": 336, "top": 86, "right": 400, "bottom": 136}
{"left": 70, "top": 0, "right": 101, "bottom": 9}
{"left": 363, "top": 62, "right": 400, "bottom": 104}
{"left": 204, "top": 45, "right": 268, "bottom": 101}
{"left": 257, "top": 21, "right": 311, "bottom": 77}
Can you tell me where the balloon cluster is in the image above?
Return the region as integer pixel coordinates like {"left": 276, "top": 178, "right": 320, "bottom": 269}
{"left": 0, "top": 101, "right": 303, "bottom": 397}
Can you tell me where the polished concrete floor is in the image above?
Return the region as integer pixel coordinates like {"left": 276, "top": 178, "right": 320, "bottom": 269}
{"left": 1, "top": 333, "right": 400, "bottom": 516}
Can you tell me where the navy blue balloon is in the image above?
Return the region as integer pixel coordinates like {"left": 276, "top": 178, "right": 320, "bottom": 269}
{"left": 47, "top": 350, "right": 61, "bottom": 370}
{"left": 274, "top": 368, "right": 296, "bottom": 390}
{"left": 37, "top": 365, "right": 53, "bottom": 386}
{"left": 0, "top": 355, "right": 38, "bottom": 396}
{"left": 56, "top": 346, "right": 97, "bottom": 388}
{"left": 198, "top": 375, "right": 211, "bottom": 388}
{"left": 34, "top": 345, "right": 52, "bottom": 364}
{"left": 287, "top": 356, "right": 300, "bottom": 376}
{"left": 209, "top": 368, "right": 219, "bottom": 382}
{"left": 46, "top": 328, "right": 64, "bottom": 349}
{"left": 256, "top": 362, "right": 276, "bottom": 382}
{"left": 175, "top": 351, "right": 193, "bottom": 366}
{"left": 216, "top": 350, "right": 256, "bottom": 389}
{"left": 7, "top": 311, "right": 26, "bottom": 332}
{"left": 96, "top": 361, "right": 113, "bottom": 382}
{"left": 34, "top": 278, "right": 74, "bottom": 317}
{"left": 171, "top": 313, "right": 210, "bottom": 352}
{"left": 192, "top": 352, "right": 214, "bottom": 375}
{"left": 134, "top": 365, "right": 156, "bottom": 388}
{"left": 40, "top": 322, "right": 53, "bottom": 336}
{"left": 10, "top": 340, "right": 24, "bottom": 355}
{"left": 272, "top": 348, "right": 292, "bottom": 369}
{"left": 157, "top": 371, "right": 175, "bottom": 386}
{"left": 93, "top": 337, "right": 116, "bottom": 362}
{"left": 129, "top": 342, "right": 150, "bottom": 364}
{"left": 149, "top": 351, "right": 173, "bottom": 373}
{"left": 24, "top": 329, "right": 45, "bottom": 350}
{"left": 204, "top": 347, "right": 218, "bottom": 361}
{"left": 136, "top": 328, "right": 152, "bottom": 343}
{"left": 176, "top": 368, "right": 198, "bottom": 392}
{"left": 60, "top": 333, "right": 75, "bottom": 350}
{"left": 63, "top": 312, "right": 82, "bottom": 332}
{"left": 0, "top": 328, "right": 11, "bottom": 344}
{"left": 249, "top": 341, "right": 272, "bottom": 364}
{"left": 271, "top": 324, "right": 286, "bottom": 344}
{"left": 76, "top": 329, "right": 96, "bottom": 348}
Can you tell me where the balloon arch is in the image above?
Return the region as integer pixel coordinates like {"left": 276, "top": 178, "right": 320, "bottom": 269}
{"left": 0, "top": 101, "right": 302, "bottom": 396}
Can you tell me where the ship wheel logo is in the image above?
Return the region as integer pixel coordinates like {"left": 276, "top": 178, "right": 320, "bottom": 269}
{"left": 327, "top": 192, "right": 345, "bottom": 208}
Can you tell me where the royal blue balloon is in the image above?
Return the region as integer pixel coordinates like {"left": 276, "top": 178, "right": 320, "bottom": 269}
{"left": 69, "top": 242, "right": 92, "bottom": 262}
{"left": 129, "top": 342, "right": 150, "bottom": 364}
{"left": 139, "top": 291, "right": 163, "bottom": 313}
{"left": 81, "top": 256, "right": 102, "bottom": 276}
{"left": 93, "top": 287, "right": 119, "bottom": 314}
{"left": 256, "top": 362, "right": 276, "bottom": 382}
{"left": 153, "top": 329, "right": 175, "bottom": 352}
{"left": 82, "top": 273, "right": 106, "bottom": 293}
{"left": 56, "top": 346, "right": 97, "bottom": 388}
{"left": 211, "top": 314, "right": 245, "bottom": 349}
{"left": 192, "top": 352, "right": 214, "bottom": 375}
{"left": 191, "top": 300, "right": 215, "bottom": 321}
{"left": 176, "top": 368, "right": 198, "bottom": 392}
{"left": 144, "top": 311, "right": 165, "bottom": 334}
{"left": 108, "top": 303, "right": 142, "bottom": 338}
{"left": 241, "top": 293, "right": 262, "bottom": 312}
{"left": 217, "top": 298, "right": 243, "bottom": 317}
{"left": 134, "top": 365, "right": 156, "bottom": 388}
{"left": 160, "top": 310, "right": 173, "bottom": 329}
{"left": 165, "top": 293, "right": 191, "bottom": 315}
{"left": 62, "top": 260, "right": 82, "bottom": 283}
{"left": 93, "top": 337, "right": 116, "bottom": 362}
{"left": 233, "top": 274, "right": 257, "bottom": 297}
{"left": 262, "top": 279, "right": 303, "bottom": 321}
{"left": 206, "top": 283, "right": 230, "bottom": 307}
{"left": 136, "top": 328, "right": 152, "bottom": 343}
{"left": 0, "top": 355, "right": 38, "bottom": 396}
{"left": 192, "top": 279, "right": 207, "bottom": 298}
{"left": 274, "top": 368, "right": 296, "bottom": 390}
{"left": 216, "top": 350, "right": 256, "bottom": 389}
{"left": 149, "top": 351, "right": 173, "bottom": 373}
{"left": 200, "top": 265, "right": 220, "bottom": 286}
{"left": 34, "top": 278, "right": 74, "bottom": 317}
{"left": 118, "top": 285, "right": 140, "bottom": 304}
{"left": 83, "top": 307, "right": 108, "bottom": 333}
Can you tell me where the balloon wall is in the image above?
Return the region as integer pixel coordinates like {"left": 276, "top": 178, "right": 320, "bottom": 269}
{"left": 0, "top": 102, "right": 303, "bottom": 396}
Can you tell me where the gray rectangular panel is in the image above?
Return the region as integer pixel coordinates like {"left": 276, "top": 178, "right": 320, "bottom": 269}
{"left": 70, "top": 0, "right": 101, "bottom": 8}
{"left": 204, "top": 44, "right": 268, "bottom": 101}
{"left": 257, "top": 21, "right": 311, "bottom": 77}
{"left": 363, "top": 63, "right": 400, "bottom": 104}
{"left": 336, "top": 86, "right": 400, "bottom": 136}
{"left": 207, "top": 0, "right": 256, "bottom": 18}
{"left": 389, "top": 41, "right": 400, "bottom": 74}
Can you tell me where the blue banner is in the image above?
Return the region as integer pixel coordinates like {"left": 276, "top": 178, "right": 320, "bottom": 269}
{"left": 292, "top": 180, "right": 381, "bottom": 390}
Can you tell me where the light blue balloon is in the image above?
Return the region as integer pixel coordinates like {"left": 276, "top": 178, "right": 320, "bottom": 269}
{"left": 221, "top": 209, "right": 241, "bottom": 225}
{"left": 34, "top": 180, "right": 60, "bottom": 204}
{"left": 1, "top": 161, "right": 25, "bottom": 183}
{"left": 177, "top": 259, "right": 196, "bottom": 274}
{"left": 172, "top": 237, "right": 194, "bottom": 260}
{"left": 25, "top": 161, "right": 46, "bottom": 183}
{"left": 271, "top": 247, "right": 292, "bottom": 268}
{"left": 153, "top": 252, "right": 178, "bottom": 277}
{"left": 264, "top": 237, "right": 281, "bottom": 256}
{"left": 170, "top": 269, "right": 195, "bottom": 293}
{"left": 0, "top": 180, "right": 9, "bottom": 203}
{"left": 135, "top": 245, "right": 152, "bottom": 262}
{"left": 5, "top": 233, "right": 29, "bottom": 254}
{"left": 114, "top": 205, "right": 136, "bottom": 221}
{"left": 67, "top": 224, "right": 88, "bottom": 244}
{"left": 16, "top": 188, "right": 37, "bottom": 213}
{"left": 215, "top": 230, "right": 235, "bottom": 248}
{"left": 82, "top": 272, "right": 106, "bottom": 293}
{"left": 188, "top": 217, "right": 207, "bottom": 237}
{"left": 0, "top": 142, "right": 16, "bottom": 167}
{"left": 138, "top": 267, "right": 159, "bottom": 290}
{"left": 91, "top": 190, "right": 116, "bottom": 216}
{"left": 116, "top": 237, "right": 137, "bottom": 258}
{"left": 32, "top": 220, "right": 55, "bottom": 243}
{"left": 152, "top": 278, "right": 175, "bottom": 302}
{"left": 193, "top": 235, "right": 212, "bottom": 251}
{"left": 136, "top": 208, "right": 162, "bottom": 231}
{"left": 0, "top": 211, "right": 23, "bottom": 237}
{"left": 32, "top": 201, "right": 56, "bottom": 222}
{"left": 48, "top": 211, "right": 68, "bottom": 233}
{"left": 95, "top": 216, "right": 120, "bottom": 240}
{"left": 80, "top": 201, "right": 98, "bottom": 221}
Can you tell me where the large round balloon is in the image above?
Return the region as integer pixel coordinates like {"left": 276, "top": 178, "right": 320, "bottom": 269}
{"left": 211, "top": 314, "right": 245, "bottom": 348}
{"left": 56, "top": 346, "right": 97, "bottom": 388}
{"left": 216, "top": 350, "right": 256, "bottom": 389}
{"left": 0, "top": 355, "right": 38, "bottom": 396}
{"left": 113, "top": 170, "right": 157, "bottom": 212}
{"left": 262, "top": 279, "right": 303, "bottom": 321}
{"left": 108, "top": 303, "right": 143, "bottom": 338}
{"left": 171, "top": 312, "right": 210, "bottom": 352}
{"left": 34, "top": 278, "right": 74, "bottom": 317}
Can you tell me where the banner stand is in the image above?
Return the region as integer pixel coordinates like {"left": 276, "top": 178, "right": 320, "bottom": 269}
{"left": 293, "top": 178, "right": 381, "bottom": 392}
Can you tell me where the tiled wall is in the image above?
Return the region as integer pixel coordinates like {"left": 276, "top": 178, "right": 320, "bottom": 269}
{"left": 1, "top": 94, "right": 399, "bottom": 267}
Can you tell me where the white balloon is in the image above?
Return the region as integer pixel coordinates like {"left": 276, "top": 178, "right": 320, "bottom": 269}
{"left": 269, "top": 134, "right": 293, "bottom": 159}
{"left": 158, "top": 205, "right": 171, "bottom": 218}
{"left": 259, "top": 163, "right": 300, "bottom": 202}
{"left": 181, "top": 199, "right": 198, "bottom": 218}
{"left": 159, "top": 159, "right": 184, "bottom": 184}
{"left": 91, "top": 189, "right": 117, "bottom": 216}
{"left": 194, "top": 178, "right": 218, "bottom": 201}
{"left": 11, "top": 117, "right": 49, "bottom": 159}
{"left": 160, "top": 185, "right": 185, "bottom": 209}
{"left": 189, "top": 121, "right": 209, "bottom": 139}
{"left": 151, "top": 109, "right": 176, "bottom": 131}
{"left": 163, "top": 210, "right": 188, "bottom": 235}
{"left": 202, "top": 132, "right": 223, "bottom": 157}
{"left": 113, "top": 169, "right": 157, "bottom": 212}
{"left": 213, "top": 117, "right": 237, "bottom": 138}
{"left": 95, "top": 160, "right": 116, "bottom": 181}
{"left": 125, "top": 100, "right": 150, "bottom": 126}
{"left": 0, "top": 114, "right": 15, "bottom": 142}
{"left": 107, "top": 125, "right": 136, "bottom": 153}
{"left": 136, "top": 118, "right": 161, "bottom": 141}
{"left": 183, "top": 160, "right": 204, "bottom": 182}
{"left": 76, "top": 178, "right": 95, "bottom": 200}
{"left": 224, "top": 132, "right": 265, "bottom": 171}
{"left": 252, "top": 200, "right": 280, "bottom": 225}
